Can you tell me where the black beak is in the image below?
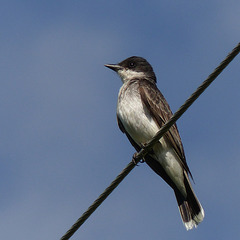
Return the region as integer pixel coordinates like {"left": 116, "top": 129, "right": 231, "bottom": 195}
{"left": 104, "top": 64, "right": 123, "bottom": 72}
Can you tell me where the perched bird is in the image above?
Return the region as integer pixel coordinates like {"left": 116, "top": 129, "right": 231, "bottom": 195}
{"left": 105, "top": 56, "right": 204, "bottom": 230}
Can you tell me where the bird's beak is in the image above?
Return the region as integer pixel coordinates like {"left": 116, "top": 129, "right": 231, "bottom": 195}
{"left": 104, "top": 64, "right": 123, "bottom": 72}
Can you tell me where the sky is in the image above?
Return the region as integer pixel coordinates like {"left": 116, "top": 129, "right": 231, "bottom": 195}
{"left": 0, "top": 1, "right": 240, "bottom": 239}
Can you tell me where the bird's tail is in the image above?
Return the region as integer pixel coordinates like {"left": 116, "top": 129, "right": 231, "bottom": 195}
{"left": 174, "top": 171, "right": 204, "bottom": 230}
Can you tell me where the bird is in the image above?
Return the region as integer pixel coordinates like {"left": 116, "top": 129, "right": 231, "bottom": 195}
{"left": 105, "top": 56, "right": 204, "bottom": 230}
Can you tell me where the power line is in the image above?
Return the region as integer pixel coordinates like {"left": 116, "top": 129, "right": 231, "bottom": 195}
{"left": 60, "top": 42, "right": 240, "bottom": 240}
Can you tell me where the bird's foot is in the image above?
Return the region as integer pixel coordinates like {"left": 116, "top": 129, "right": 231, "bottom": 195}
{"left": 132, "top": 153, "right": 145, "bottom": 165}
{"left": 132, "top": 153, "right": 139, "bottom": 165}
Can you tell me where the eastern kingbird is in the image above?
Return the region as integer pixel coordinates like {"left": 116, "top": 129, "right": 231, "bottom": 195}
{"left": 105, "top": 56, "right": 204, "bottom": 230}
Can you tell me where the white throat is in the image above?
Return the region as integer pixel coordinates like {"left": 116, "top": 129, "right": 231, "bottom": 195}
{"left": 118, "top": 69, "right": 146, "bottom": 83}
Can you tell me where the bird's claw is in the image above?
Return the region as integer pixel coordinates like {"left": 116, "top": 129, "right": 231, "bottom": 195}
{"left": 132, "top": 153, "right": 145, "bottom": 165}
{"left": 132, "top": 153, "right": 139, "bottom": 165}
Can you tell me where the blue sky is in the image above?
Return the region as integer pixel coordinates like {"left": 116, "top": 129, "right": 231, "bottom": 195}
{"left": 1, "top": 1, "right": 240, "bottom": 239}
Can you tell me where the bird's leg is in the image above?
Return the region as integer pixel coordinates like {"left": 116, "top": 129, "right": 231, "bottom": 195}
{"left": 132, "top": 152, "right": 139, "bottom": 165}
{"left": 132, "top": 143, "right": 146, "bottom": 165}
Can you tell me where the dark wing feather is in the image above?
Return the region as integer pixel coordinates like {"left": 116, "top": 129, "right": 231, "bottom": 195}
{"left": 138, "top": 80, "right": 193, "bottom": 178}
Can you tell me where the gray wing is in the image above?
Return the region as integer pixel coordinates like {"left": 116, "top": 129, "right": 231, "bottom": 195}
{"left": 138, "top": 80, "right": 193, "bottom": 179}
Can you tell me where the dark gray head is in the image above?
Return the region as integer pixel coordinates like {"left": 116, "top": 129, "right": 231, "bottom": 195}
{"left": 105, "top": 56, "right": 157, "bottom": 83}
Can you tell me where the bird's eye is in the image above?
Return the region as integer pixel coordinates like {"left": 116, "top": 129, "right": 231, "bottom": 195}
{"left": 128, "top": 62, "right": 135, "bottom": 68}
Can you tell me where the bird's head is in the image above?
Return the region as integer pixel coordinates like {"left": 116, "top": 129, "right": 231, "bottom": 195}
{"left": 105, "top": 56, "right": 156, "bottom": 83}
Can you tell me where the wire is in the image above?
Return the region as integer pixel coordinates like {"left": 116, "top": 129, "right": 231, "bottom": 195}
{"left": 60, "top": 42, "right": 240, "bottom": 240}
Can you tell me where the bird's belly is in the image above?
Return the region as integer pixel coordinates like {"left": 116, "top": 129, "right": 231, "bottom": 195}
{"left": 117, "top": 93, "right": 159, "bottom": 145}
{"left": 118, "top": 96, "right": 185, "bottom": 194}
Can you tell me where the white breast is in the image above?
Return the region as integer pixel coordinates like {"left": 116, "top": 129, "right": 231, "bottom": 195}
{"left": 117, "top": 82, "right": 160, "bottom": 145}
